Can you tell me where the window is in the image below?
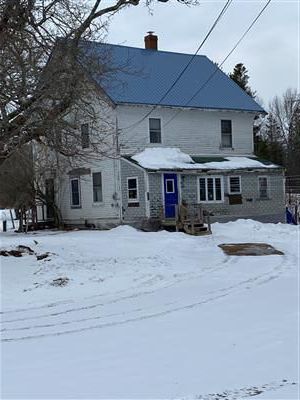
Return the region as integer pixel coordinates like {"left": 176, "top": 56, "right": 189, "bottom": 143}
{"left": 258, "top": 176, "right": 268, "bottom": 199}
{"left": 81, "top": 123, "right": 90, "bottom": 149}
{"left": 199, "top": 177, "right": 223, "bottom": 202}
{"left": 149, "top": 118, "right": 161, "bottom": 143}
{"left": 127, "top": 177, "right": 138, "bottom": 202}
{"left": 70, "top": 178, "right": 81, "bottom": 207}
{"left": 92, "top": 172, "right": 103, "bottom": 203}
{"left": 221, "top": 120, "right": 232, "bottom": 148}
{"left": 45, "top": 178, "right": 55, "bottom": 219}
{"left": 165, "top": 179, "right": 175, "bottom": 193}
{"left": 228, "top": 176, "right": 241, "bottom": 194}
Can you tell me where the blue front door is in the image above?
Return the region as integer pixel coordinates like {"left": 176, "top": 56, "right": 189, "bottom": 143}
{"left": 163, "top": 173, "right": 178, "bottom": 218}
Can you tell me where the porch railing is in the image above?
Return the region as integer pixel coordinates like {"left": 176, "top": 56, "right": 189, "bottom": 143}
{"left": 160, "top": 203, "right": 211, "bottom": 234}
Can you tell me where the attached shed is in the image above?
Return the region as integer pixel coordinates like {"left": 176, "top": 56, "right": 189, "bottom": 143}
{"left": 120, "top": 148, "right": 285, "bottom": 227}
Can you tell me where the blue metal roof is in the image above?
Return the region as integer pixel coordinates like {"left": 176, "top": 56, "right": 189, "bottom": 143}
{"left": 82, "top": 41, "right": 265, "bottom": 113}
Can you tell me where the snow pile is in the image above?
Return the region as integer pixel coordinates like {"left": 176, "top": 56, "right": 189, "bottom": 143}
{"left": 131, "top": 147, "right": 278, "bottom": 170}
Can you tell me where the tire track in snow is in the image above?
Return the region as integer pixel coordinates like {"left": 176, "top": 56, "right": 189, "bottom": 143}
{"left": 0, "top": 256, "right": 236, "bottom": 323}
{"left": 0, "top": 253, "right": 276, "bottom": 328}
{"left": 1, "top": 246, "right": 232, "bottom": 317}
{"left": 193, "top": 380, "right": 297, "bottom": 400}
{"left": 1, "top": 259, "right": 287, "bottom": 342}
{"left": 2, "top": 291, "right": 235, "bottom": 341}
{"left": 0, "top": 254, "right": 174, "bottom": 312}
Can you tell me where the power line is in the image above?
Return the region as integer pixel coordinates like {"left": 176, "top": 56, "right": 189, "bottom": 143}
{"left": 120, "top": 0, "right": 233, "bottom": 134}
{"left": 163, "top": 0, "right": 272, "bottom": 129}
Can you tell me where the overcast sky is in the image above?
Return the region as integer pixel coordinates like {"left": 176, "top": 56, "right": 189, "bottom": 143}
{"left": 106, "top": 0, "right": 299, "bottom": 108}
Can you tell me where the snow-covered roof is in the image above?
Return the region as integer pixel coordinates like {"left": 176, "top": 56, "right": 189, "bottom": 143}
{"left": 130, "top": 148, "right": 280, "bottom": 171}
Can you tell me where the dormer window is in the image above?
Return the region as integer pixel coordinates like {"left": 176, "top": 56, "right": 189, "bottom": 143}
{"left": 149, "top": 118, "right": 161, "bottom": 143}
{"left": 221, "top": 120, "right": 232, "bottom": 148}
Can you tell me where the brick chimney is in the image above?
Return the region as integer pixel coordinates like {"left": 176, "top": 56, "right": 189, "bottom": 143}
{"left": 144, "top": 31, "right": 158, "bottom": 50}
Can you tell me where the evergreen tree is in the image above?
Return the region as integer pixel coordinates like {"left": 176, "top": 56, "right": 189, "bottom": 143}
{"left": 286, "top": 102, "right": 300, "bottom": 176}
{"left": 229, "top": 63, "right": 256, "bottom": 98}
{"left": 255, "top": 114, "right": 283, "bottom": 165}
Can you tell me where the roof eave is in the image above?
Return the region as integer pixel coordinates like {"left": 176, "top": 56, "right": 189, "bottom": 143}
{"left": 115, "top": 101, "right": 265, "bottom": 114}
{"left": 146, "top": 166, "right": 283, "bottom": 173}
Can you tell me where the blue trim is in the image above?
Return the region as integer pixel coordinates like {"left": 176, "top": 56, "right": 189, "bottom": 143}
{"left": 164, "top": 173, "right": 178, "bottom": 218}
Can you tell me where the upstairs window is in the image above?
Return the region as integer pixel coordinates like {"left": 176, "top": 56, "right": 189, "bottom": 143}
{"left": 149, "top": 118, "right": 161, "bottom": 143}
{"left": 199, "top": 177, "right": 223, "bottom": 202}
{"left": 258, "top": 176, "right": 268, "bottom": 199}
{"left": 127, "top": 177, "right": 138, "bottom": 202}
{"left": 228, "top": 176, "right": 241, "bottom": 194}
{"left": 92, "top": 172, "right": 103, "bottom": 203}
{"left": 81, "top": 123, "right": 90, "bottom": 149}
{"left": 70, "top": 178, "right": 81, "bottom": 207}
{"left": 221, "top": 120, "right": 232, "bottom": 148}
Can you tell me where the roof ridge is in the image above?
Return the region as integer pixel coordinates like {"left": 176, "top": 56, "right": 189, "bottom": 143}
{"left": 83, "top": 39, "right": 208, "bottom": 59}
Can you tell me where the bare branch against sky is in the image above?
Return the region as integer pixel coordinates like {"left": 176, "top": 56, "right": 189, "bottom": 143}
{"left": 0, "top": 0, "right": 199, "bottom": 158}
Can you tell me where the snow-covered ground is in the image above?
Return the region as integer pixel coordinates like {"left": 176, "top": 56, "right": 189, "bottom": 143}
{"left": 0, "top": 220, "right": 299, "bottom": 399}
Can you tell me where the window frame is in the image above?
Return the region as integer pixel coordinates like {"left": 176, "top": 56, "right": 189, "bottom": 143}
{"left": 127, "top": 177, "right": 139, "bottom": 203}
{"left": 197, "top": 176, "right": 224, "bottom": 203}
{"left": 258, "top": 176, "right": 269, "bottom": 199}
{"left": 165, "top": 179, "right": 175, "bottom": 194}
{"left": 149, "top": 117, "right": 162, "bottom": 144}
{"left": 92, "top": 172, "right": 103, "bottom": 203}
{"left": 70, "top": 177, "right": 81, "bottom": 208}
{"left": 228, "top": 175, "right": 242, "bottom": 195}
{"left": 81, "top": 123, "right": 90, "bottom": 149}
{"left": 221, "top": 119, "right": 233, "bottom": 149}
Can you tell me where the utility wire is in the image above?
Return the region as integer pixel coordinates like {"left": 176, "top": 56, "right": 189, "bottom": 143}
{"left": 120, "top": 0, "right": 233, "bottom": 134}
{"left": 163, "top": 0, "right": 272, "bottom": 129}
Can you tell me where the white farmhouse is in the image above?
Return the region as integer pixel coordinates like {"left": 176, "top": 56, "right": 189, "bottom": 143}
{"left": 51, "top": 33, "right": 285, "bottom": 229}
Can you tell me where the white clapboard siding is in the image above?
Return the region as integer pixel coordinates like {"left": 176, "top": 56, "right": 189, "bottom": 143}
{"left": 57, "top": 158, "right": 121, "bottom": 226}
{"left": 56, "top": 96, "right": 121, "bottom": 226}
{"left": 117, "top": 105, "right": 255, "bottom": 156}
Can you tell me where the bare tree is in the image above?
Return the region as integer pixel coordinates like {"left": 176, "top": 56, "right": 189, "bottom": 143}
{"left": 256, "top": 88, "right": 300, "bottom": 176}
{"left": 0, "top": 147, "right": 35, "bottom": 230}
{"left": 269, "top": 89, "right": 299, "bottom": 145}
{"left": 0, "top": 0, "right": 199, "bottom": 228}
{"left": 0, "top": 142, "right": 68, "bottom": 230}
{"left": 0, "top": 0, "right": 199, "bottom": 159}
